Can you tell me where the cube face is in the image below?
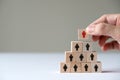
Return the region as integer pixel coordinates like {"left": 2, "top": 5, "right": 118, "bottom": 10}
{"left": 81, "top": 63, "right": 91, "bottom": 72}
{"left": 78, "top": 29, "right": 89, "bottom": 40}
{"left": 86, "top": 51, "right": 97, "bottom": 62}
{"left": 71, "top": 41, "right": 83, "bottom": 52}
{"left": 60, "top": 62, "right": 71, "bottom": 73}
{"left": 91, "top": 61, "right": 102, "bottom": 73}
{"left": 65, "top": 51, "right": 76, "bottom": 63}
{"left": 76, "top": 52, "right": 87, "bottom": 62}
{"left": 71, "top": 62, "right": 81, "bottom": 73}
{"left": 83, "top": 42, "right": 92, "bottom": 51}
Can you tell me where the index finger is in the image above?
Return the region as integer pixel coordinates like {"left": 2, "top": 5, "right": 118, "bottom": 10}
{"left": 90, "top": 14, "right": 119, "bottom": 26}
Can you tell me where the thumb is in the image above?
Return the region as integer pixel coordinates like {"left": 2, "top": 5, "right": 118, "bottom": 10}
{"left": 86, "top": 23, "right": 120, "bottom": 44}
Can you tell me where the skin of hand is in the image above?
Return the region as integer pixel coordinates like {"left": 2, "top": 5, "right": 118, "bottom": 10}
{"left": 86, "top": 14, "right": 120, "bottom": 51}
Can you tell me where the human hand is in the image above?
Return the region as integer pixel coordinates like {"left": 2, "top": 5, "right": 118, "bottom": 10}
{"left": 86, "top": 14, "right": 120, "bottom": 51}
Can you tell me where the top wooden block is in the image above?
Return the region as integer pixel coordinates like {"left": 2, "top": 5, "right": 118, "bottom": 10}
{"left": 78, "top": 29, "right": 90, "bottom": 41}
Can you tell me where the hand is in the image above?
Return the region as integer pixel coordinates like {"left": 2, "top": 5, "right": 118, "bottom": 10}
{"left": 86, "top": 14, "right": 120, "bottom": 51}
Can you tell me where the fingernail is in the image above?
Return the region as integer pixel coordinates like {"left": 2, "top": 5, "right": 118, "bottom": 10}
{"left": 86, "top": 25, "right": 95, "bottom": 33}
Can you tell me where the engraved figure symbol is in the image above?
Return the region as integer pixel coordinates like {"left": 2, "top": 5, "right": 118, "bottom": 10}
{"left": 73, "top": 64, "right": 78, "bottom": 72}
{"left": 82, "top": 31, "right": 86, "bottom": 38}
{"left": 69, "top": 54, "right": 73, "bottom": 62}
{"left": 90, "top": 53, "right": 94, "bottom": 61}
{"left": 86, "top": 43, "right": 90, "bottom": 50}
{"left": 63, "top": 64, "right": 67, "bottom": 72}
{"left": 79, "top": 54, "right": 84, "bottom": 61}
{"left": 94, "top": 64, "right": 98, "bottom": 72}
{"left": 84, "top": 64, "right": 88, "bottom": 71}
{"left": 75, "top": 43, "right": 79, "bottom": 51}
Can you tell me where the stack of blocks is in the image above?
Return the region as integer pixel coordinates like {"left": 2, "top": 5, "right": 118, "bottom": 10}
{"left": 60, "top": 29, "right": 102, "bottom": 73}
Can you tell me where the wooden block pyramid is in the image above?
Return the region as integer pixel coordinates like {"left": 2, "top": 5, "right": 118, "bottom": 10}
{"left": 60, "top": 29, "right": 102, "bottom": 73}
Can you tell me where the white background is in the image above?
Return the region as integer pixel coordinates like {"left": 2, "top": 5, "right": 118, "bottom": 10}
{"left": 0, "top": 52, "right": 120, "bottom": 80}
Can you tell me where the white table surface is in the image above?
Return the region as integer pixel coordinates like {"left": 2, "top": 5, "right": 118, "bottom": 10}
{"left": 0, "top": 52, "right": 120, "bottom": 80}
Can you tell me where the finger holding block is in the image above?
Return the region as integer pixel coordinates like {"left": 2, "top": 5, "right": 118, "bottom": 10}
{"left": 71, "top": 41, "right": 83, "bottom": 52}
{"left": 59, "top": 28, "right": 102, "bottom": 73}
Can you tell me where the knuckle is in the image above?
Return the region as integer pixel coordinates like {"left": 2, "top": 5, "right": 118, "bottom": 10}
{"left": 97, "top": 23, "right": 106, "bottom": 27}
{"left": 96, "top": 23, "right": 106, "bottom": 35}
{"left": 101, "top": 14, "right": 108, "bottom": 18}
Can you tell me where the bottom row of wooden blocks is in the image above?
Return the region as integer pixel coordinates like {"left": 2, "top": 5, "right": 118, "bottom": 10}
{"left": 60, "top": 61, "right": 102, "bottom": 73}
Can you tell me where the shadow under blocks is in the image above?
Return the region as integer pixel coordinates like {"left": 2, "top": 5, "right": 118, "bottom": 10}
{"left": 60, "top": 29, "right": 102, "bottom": 73}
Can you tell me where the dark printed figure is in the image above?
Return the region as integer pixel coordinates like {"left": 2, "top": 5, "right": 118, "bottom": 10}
{"left": 90, "top": 53, "right": 94, "bottom": 61}
{"left": 84, "top": 64, "right": 88, "bottom": 71}
{"left": 82, "top": 31, "right": 86, "bottom": 38}
{"left": 63, "top": 64, "right": 67, "bottom": 72}
{"left": 86, "top": 43, "right": 90, "bottom": 51}
{"left": 69, "top": 54, "right": 73, "bottom": 62}
{"left": 75, "top": 43, "right": 79, "bottom": 51}
{"left": 79, "top": 54, "right": 84, "bottom": 61}
{"left": 73, "top": 64, "right": 78, "bottom": 72}
{"left": 94, "top": 64, "right": 98, "bottom": 72}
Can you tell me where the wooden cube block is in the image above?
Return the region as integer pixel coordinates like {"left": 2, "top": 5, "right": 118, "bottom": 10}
{"left": 76, "top": 52, "right": 87, "bottom": 62}
{"left": 71, "top": 62, "right": 82, "bottom": 73}
{"left": 86, "top": 51, "right": 97, "bottom": 62}
{"left": 81, "top": 62, "right": 91, "bottom": 73}
{"left": 71, "top": 41, "right": 83, "bottom": 52}
{"left": 60, "top": 62, "right": 71, "bottom": 73}
{"left": 91, "top": 61, "right": 102, "bottom": 73}
{"left": 65, "top": 51, "right": 76, "bottom": 63}
{"left": 83, "top": 41, "right": 92, "bottom": 51}
{"left": 78, "top": 29, "right": 90, "bottom": 40}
